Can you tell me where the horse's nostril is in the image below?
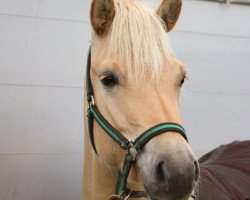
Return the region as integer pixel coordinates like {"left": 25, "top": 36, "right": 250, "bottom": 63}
{"left": 194, "top": 160, "right": 200, "bottom": 182}
{"left": 156, "top": 161, "right": 167, "bottom": 183}
{"left": 156, "top": 162, "right": 168, "bottom": 185}
{"left": 145, "top": 157, "right": 199, "bottom": 199}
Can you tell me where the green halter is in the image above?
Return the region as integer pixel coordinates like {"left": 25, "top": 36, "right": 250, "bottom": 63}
{"left": 86, "top": 47, "right": 188, "bottom": 199}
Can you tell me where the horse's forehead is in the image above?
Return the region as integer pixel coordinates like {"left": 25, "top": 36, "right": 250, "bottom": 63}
{"left": 91, "top": 45, "right": 183, "bottom": 80}
{"left": 91, "top": 46, "right": 121, "bottom": 71}
{"left": 91, "top": 30, "right": 184, "bottom": 81}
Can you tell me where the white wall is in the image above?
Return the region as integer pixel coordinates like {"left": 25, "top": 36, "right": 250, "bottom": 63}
{"left": 0, "top": 0, "right": 249, "bottom": 199}
{"left": 0, "top": 1, "right": 89, "bottom": 200}
{"left": 173, "top": 0, "right": 250, "bottom": 156}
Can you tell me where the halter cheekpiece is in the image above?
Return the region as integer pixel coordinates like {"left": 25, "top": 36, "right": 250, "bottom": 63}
{"left": 85, "top": 47, "right": 188, "bottom": 199}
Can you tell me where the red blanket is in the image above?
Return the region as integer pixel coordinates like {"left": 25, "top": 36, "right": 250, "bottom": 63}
{"left": 195, "top": 141, "right": 250, "bottom": 200}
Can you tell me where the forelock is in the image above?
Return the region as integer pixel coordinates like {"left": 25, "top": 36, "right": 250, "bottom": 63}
{"left": 107, "top": 0, "right": 172, "bottom": 80}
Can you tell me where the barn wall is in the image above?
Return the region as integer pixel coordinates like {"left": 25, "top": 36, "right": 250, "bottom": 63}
{"left": 0, "top": 0, "right": 249, "bottom": 199}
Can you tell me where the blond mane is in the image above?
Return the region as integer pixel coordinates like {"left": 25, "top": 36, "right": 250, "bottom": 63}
{"left": 107, "top": 0, "right": 172, "bottom": 80}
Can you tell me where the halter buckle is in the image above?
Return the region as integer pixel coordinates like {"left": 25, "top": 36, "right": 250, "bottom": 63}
{"left": 128, "top": 141, "right": 138, "bottom": 161}
{"left": 88, "top": 95, "right": 95, "bottom": 108}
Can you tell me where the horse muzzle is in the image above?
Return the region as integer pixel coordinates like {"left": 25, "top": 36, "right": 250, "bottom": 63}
{"left": 139, "top": 142, "right": 200, "bottom": 200}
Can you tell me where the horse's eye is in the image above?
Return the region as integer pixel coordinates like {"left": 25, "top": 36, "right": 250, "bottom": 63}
{"left": 180, "top": 77, "right": 185, "bottom": 87}
{"left": 180, "top": 74, "right": 187, "bottom": 87}
{"left": 101, "top": 72, "right": 118, "bottom": 88}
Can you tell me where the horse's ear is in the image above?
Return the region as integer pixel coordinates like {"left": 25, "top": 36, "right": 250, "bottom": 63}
{"left": 90, "top": 0, "right": 115, "bottom": 36}
{"left": 156, "top": 0, "right": 182, "bottom": 32}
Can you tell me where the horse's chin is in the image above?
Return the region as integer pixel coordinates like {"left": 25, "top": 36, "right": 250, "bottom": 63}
{"left": 145, "top": 189, "right": 192, "bottom": 200}
{"left": 143, "top": 180, "right": 194, "bottom": 200}
{"left": 149, "top": 197, "right": 191, "bottom": 200}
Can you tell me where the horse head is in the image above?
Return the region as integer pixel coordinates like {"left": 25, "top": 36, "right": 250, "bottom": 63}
{"left": 83, "top": 1, "right": 199, "bottom": 199}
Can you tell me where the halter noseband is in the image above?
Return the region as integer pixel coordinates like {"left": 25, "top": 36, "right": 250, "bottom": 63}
{"left": 85, "top": 47, "right": 188, "bottom": 199}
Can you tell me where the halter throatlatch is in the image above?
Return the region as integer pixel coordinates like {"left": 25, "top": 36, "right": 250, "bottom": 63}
{"left": 86, "top": 47, "right": 188, "bottom": 199}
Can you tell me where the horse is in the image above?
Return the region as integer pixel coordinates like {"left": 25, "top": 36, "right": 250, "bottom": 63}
{"left": 83, "top": 0, "right": 200, "bottom": 199}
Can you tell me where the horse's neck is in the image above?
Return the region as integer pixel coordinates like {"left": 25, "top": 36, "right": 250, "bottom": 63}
{"left": 82, "top": 128, "right": 116, "bottom": 199}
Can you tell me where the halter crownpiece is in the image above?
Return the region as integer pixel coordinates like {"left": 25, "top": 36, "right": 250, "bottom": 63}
{"left": 85, "top": 47, "right": 188, "bottom": 199}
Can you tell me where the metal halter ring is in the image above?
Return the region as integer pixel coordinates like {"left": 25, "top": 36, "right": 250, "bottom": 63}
{"left": 124, "top": 190, "right": 132, "bottom": 200}
{"left": 88, "top": 95, "right": 95, "bottom": 108}
{"left": 107, "top": 190, "right": 131, "bottom": 200}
